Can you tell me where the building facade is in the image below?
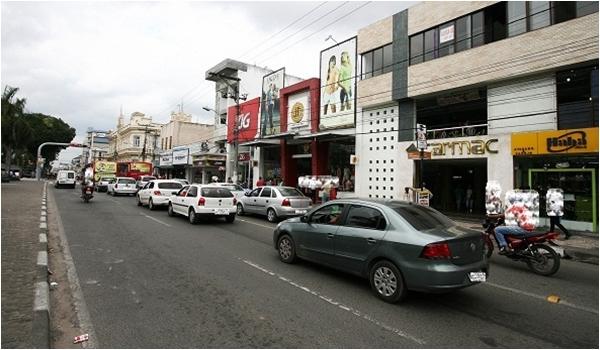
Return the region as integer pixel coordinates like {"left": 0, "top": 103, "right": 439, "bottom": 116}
{"left": 108, "top": 111, "right": 162, "bottom": 163}
{"left": 354, "top": 1, "right": 598, "bottom": 232}
{"left": 84, "top": 128, "right": 110, "bottom": 165}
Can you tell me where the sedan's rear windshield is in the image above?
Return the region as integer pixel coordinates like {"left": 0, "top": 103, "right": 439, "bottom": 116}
{"left": 220, "top": 184, "right": 243, "bottom": 191}
{"left": 158, "top": 182, "right": 183, "bottom": 189}
{"left": 393, "top": 205, "right": 455, "bottom": 230}
{"left": 67, "top": 173, "right": 75, "bottom": 178}
{"left": 142, "top": 176, "right": 156, "bottom": 181}
{"left": 278, "top": 188, "right": 304, "bottom": 197}
{"left": 201, "top": 188, "right": 233, "bottom": 198}
{"left": 119, "top": 179, "right": 136, "bottom": 184}
{"left": 100, "top": 177, "right": 114, "bottom": 181}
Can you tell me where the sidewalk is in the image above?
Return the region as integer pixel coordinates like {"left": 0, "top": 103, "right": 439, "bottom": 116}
{"left": 450, "top": 215, "right": 599, "bottom": 265}
{"left": 1, "top": 180, "right": 45, "bottom": 348}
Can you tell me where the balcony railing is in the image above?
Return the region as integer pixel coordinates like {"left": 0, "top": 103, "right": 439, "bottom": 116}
{"left": 426, "top": 124, "right": 488, "bottom": 140}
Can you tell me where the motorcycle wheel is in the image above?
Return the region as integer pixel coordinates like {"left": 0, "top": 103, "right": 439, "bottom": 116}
{"left": 484, "top": 235, "right": 494, "bottom": 259}
{"left": 526, "top": 244, "right": 560, "bottom": 276}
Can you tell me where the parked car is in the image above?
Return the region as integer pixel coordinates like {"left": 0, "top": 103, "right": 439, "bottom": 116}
{"left": 137, "top": 179, "right": 183, "bottom": 210}
{"left": 136, "top": 175, "right": 157, "bottom": 190}
{"left": 273, "top": 199, "right": 488, "bottom": 303}
{"left": 172, "top": 178, "right": 189, "bottom": 185}
{"left": 213, "top": 183, "right": 246, "bottom": 199}
{"left": 55, "top": 170, "right": 76, "bottom": 188}
{"left": 237, "top": 186, "right": 312, "bottom": 222}
{"left": 167, "top": 184, "right": 236, "bottom": 224}
{"left": 107, "top": 177, "right": 137, "bottom": 196}
{"left": 95, "top": 176, "right": 115, "bottom": 192}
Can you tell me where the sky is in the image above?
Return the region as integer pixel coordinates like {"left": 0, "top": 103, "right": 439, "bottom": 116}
{"left": 1, "top": 0, "right": 415, "bottom": 163}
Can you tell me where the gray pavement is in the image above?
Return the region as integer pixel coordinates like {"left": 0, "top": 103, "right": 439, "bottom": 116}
{"left": 50, "top": 187, "right": 599, "bottom": 348}
{"left": 1, "top": 180, "right": 44, "bottom": 348}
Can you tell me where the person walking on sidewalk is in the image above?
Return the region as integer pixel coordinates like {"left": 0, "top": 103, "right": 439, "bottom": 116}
{"left": 546, "top": 188, "right": 571, "bottom": 240}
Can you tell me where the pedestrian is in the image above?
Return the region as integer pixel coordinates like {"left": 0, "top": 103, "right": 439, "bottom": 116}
{"left": 546, "top": 188, "right": 571, "bottom": 239}
{"left": 465, "top": 185, "right": 474, "bottom": 213}
{"left": 256, "top": 176, "right": 266, "bottom": 187}
{"left": 320, "top": 180, "right": 332, "bottom": 203}
{"left": 454, "top": 185, "right": 464, "bottom": 212}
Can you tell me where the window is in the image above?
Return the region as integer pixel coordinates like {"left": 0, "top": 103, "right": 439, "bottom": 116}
{"left": 158, "top": 182, "right": 183, "bottom": 189}
{"left": 345, "top": 205, "right": 386, "bottom": 230}
{"left": 187, "top": 186, "right": 198, "bottom": 197}
{"left": 507, "top": 1, "right": 527, "bottom": 37}
{"left": 260, "top": 187, "right": 272, "bottom": 197}
{"left": 393, "top": 204, "right": 455, "bottom": 230}
{"left": 455, "top": 16, "right": 471, "bottom": 52}
{"left": 529, "top": 1, "right": 550, "bottom": 30}
{"left": 471, "top": 11, "right": 485, "bottom": 47}
{"left": 577, "top": 1, "right": 599, "bottom": 16}
{"left": 361, "top": 44, "right": 393, "bottom": 79}
{"left": 557, "top": 64, "right": 599, "bottom": 129}
{"left": 201, "top": 187, "right": 233, "bottom": 197}
{"left": 423, "top": 29, "right": 436, "bottom": 61}
{"left": 310, "top": 204, "right": 345, "bottom": 225}
{"left": 220, "top": 113, "right": 227, "bottom": 124}
{"left": 438, "top": 22, "right": 455, "bottom": 57}
{"left": 279, "top": 188, "right": 304, "bottom": 197}
{"left": 133, "top": 135, "right": 141, "bottom": 147}
{"left": 249, "top": 188, "right": 261, "bottom": 197}
{"left": 177, "top": 186, "right": 190, "bottom": 196}
{"left": 410, "top": 33, "right": 423, "bottom": 65}
{"left": 169, "top": 136, "right": 172, "bottom": 149}
{"left": 147, "top": 182, "right": 154, "bottom": 189}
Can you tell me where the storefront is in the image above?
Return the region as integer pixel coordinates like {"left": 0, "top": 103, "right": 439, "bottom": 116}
{"left": 512, "top": 127, "right": 599, "bottom": 232}
{"left": 157, "top": 151, "right": 172, "bottom": 178}
{"left": 171, "top": 147, "right": 190, "bottom": 180}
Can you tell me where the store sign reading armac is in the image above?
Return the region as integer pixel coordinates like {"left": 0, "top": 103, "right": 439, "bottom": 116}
{"left": 512, "top": 127, "right": 599, "bottom": 155}
{"left": 429, "top": 139, "right": 498, "bottom": 156}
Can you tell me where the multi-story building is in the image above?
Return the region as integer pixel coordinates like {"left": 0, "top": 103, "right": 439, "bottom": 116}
{"left": 108, "top": 111, "right": 162, "bottom": 163}
{"left": 355, "top": 1, "right": 598, "bottom": 232}
{"left": 84, "top": 128, "right": 110, "bottom": 165}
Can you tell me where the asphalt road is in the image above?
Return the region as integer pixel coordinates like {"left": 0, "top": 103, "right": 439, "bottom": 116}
{"left": 51, "top": 186, "right": 599, "bottom": 348}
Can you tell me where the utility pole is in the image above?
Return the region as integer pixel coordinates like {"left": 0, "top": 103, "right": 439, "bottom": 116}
{"left": 141, "top": 125, "right": 149, "bottom": 162}
{"left": 208, "top": 72, "right": 245, "bottom": 182}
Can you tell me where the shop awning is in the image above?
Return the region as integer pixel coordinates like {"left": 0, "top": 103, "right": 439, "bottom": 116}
{"left": 262, "top": 131, "right": 297, "bottom": 139}
{"left": 239, "top": 139, "right": 281, "bottom": 147}
{"left": 294, "top": 128, "right": 356, "bottom": 140}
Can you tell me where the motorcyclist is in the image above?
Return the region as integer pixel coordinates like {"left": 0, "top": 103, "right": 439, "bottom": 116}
{"left": 494, "top": 203, "right": 535, "bottom": 254}
{"left": 81, "top": 177, "right": 94, "bottom": 198}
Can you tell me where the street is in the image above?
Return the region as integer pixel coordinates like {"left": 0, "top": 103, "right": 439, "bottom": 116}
{"left": 51, "top": 186, "right": 599, "bottom": 348}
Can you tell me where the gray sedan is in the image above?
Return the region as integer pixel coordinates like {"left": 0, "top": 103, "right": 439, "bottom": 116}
{"left": 273, "top": 199, "right": 489, "bottom": 303}
{"left": 237, "top": 186, "right": 312, "bottom": 222}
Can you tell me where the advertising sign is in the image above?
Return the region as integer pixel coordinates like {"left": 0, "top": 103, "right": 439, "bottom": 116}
{"left": 227, "top": 97, "right": 261, "bottom": 143}
{"left": 319, "top": 36, "right": 356, "bottom": 130}
{"left": 159, "top": 152, "right": 172, "bottom": 166}
{"left": 94, "top": 161, "right": 116, "bottom": 174}
{"left": 261, "top": 68, "right": 285, "bottom": 136}
{"left": 130, "top": 162, "right": 151, "bottom": 173}
{"left": 416, "top": 124, "right": 427, "bottom": 150}
{"left": 287, "top": 90, "right": 311, "bottom": 131}
{"left": 439, "top": 24, "right": 455, "bottom": 43}
{"left": 172, "top": 148, "right": 189, "bottom": 165}
{"left": 512, "top": 127, "right": 599, "bottom": 155}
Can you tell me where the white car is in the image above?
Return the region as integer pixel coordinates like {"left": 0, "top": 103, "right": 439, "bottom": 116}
{"left": 167, "top": 184, "right": 237, "bottom": 224}
{"left": 136, "top": 175, "right": 157, "bottom": 190}
{"left": 95, "top": 176, "right": 115, "bottom": 192}
{"left": 137, "top": 179, "right": 183, "bottom": 210}
{"left": 212, "top": 183, "right": 246, "bottom": 200}
{"left": 55, "top": 170, "right": 76, "bottom": 188}
{"left": 107, "top": 177, "right": 138, "bottom": 196}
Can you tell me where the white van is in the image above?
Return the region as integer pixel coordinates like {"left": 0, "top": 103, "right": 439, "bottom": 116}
{"left": 55, "top": 170, "right": 76, "bottom": 188}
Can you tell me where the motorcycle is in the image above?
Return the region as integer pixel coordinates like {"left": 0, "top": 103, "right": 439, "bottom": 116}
{"left": 82, "top": 184, "right": 94, "bottom": 203}
{"left": 482, "top": 215, "right": 561, "bottom": 276}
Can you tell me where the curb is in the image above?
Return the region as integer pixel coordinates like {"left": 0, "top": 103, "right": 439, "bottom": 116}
{"left": 32, "top": 182, "right": 50, "bottom": 349}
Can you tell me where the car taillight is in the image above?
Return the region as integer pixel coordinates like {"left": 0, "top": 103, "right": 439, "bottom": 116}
{"left": 282, "top": 198, "right": 291, "bottom": 206}
{"left": 198, "top": 197, "right": 206, "bottom": 206}
{"left": 233, "top": 198, "right": 237, "bottom": 205}
{"left": 154, "top": 191, "right": 161, "bottom": 195}
{"left": 421, "top": 242, "right": 452, "bottom": 259}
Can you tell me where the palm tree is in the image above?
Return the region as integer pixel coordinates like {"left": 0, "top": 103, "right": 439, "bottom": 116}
{"left": 2, "top": 86, "right": 33, "bottom": 176}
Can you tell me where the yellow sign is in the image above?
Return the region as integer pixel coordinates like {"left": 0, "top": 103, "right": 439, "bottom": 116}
{"left": 512, "top": 127, "right": 599, "bottom": 155}
{"left": 94, "top": 161, "right": 116, "bottom": 173}
{"left": 131, "top": 162, "right": 151, "bottom": 173}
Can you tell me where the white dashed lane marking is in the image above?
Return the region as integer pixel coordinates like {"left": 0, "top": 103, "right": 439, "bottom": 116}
{"left": 237, "top": 218, "right": 275, "bottom": 229}
{"left": 241, "top": 259, "right": 426, "bottom": 345}
{"left": 140, "top": 213, "right": 172, "bottom": 227}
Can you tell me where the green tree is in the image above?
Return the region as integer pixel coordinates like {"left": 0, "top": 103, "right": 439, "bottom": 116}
{"left": 1, "top": 86, "right": 33, "bottom": 174}
{"left": 24, "top": 113, "right": 76, "bottom": 171}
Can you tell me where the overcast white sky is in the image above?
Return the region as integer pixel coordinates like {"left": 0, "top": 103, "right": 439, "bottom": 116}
{"left": 1, "top": 0, "right": 415, "bottom": 163}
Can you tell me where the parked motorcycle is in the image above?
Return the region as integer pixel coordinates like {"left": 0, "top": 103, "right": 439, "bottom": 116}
{"left": 482, "top": 215, "right": 561, "bottom": 276}
{"left": 82, "top": 184, "right": 94, "bottom": 203}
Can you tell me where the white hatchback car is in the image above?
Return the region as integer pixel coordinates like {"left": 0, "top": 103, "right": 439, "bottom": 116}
{"left": 137, "top": 180, "right": 183, "bottom": 210}
{"left": 167, "top": 184, "right": 237, "bottom": 224}
{"left": 107, "top": 177, "right": 138, "bottom": 196}
{"left": 212, "top": 183, "right": 246, "bottom": 200}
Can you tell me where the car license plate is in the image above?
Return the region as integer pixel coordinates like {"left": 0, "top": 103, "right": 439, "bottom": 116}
{"left": 295, "top": 210, "right": 307, "bottom": 214}
{"left": 469, "top": 272, "right": 486, "bottom": 282}
{"left": 215, "top": 208, "right": 229, "bottom": 215}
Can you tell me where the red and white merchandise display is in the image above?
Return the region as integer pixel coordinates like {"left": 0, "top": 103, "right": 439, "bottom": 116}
{"left": 504, "top": 190, "right": 539, "bottom": 230}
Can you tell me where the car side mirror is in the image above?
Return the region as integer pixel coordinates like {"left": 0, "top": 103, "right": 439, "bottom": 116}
{"left": 300, "top": 215, "right": 308, "bottom": 223}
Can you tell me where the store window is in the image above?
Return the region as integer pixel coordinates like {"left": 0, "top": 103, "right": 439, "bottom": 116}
{"left": 361, "top": 43, "right": 393, "bottom": 80}
{"left": 329, "top": 141, "right": 355, "bottom": 192}
{"left": 557, "top": 63, "right": 599, "bottom": 129}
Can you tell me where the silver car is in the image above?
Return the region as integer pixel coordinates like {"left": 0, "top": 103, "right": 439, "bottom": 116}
{"left": 237, "top": 186, "right": 312, "bottom": 222}
{"left": 213, "top": 183, "right": 246, "bottom": 200}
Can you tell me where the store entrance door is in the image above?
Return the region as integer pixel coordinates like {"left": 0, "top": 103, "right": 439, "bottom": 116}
{"left": 422, "top": 159, "right": 487, "bottom": 215}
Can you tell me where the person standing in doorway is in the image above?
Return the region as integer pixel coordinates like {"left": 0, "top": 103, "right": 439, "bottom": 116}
{"left": 465, "top": 185, "right": 474, "bottom": 213}
{"left": 454, "top": 185, "right": 464, "bottom": 212}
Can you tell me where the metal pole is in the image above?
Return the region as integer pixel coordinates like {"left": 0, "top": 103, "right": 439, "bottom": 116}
{"left": 419, "top": 150, "right": 424, "bottom": 190}
{"left": 233, "top": 94, "right": 240, "bottom": 182}
{"left": 36, "top": 142, "right": 81, "bottom": 181}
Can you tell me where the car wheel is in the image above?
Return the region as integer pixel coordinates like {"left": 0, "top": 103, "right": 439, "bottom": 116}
{"left": 277, "top": 234, "right": 296, "bottom": 263}
{"left": 148, "top": 198, "right": 155, "bottom": 210}
{"left": 236, "top": 203, "right": 245, "bottom": 216}
{"left": 137, "top": 195, "right": 143, "bottom": 206}
{"left": 167, "top": 203, "right": 175, "bottom": 217}
{"left": 225, "top": 214, "right": 235, "bottom": 223}
{"left": 267, "top": 208, "right": 278, "bottom": 223}
{"left": 188, "top": 208, "right": 199, "bottom": 224}
{"left": 370, "top": 260, "right": 406, "bottom": 303}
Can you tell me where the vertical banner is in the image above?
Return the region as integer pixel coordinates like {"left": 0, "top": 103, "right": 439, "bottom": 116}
{"left": 261, "top": 68, "right": 285, "bottom": 137}
{"left": 227, "top": 97, "right": 261, "bottom": 143}
{"left": 319, "top": 36, "right": 357, "bottom": 130}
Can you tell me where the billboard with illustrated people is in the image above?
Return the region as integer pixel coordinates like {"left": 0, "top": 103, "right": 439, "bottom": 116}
{"left": 319, "top": 36, "right": 357, "bottom": 130}
{"left": 260, "top": 68, "right": 285, "bottom": 137}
